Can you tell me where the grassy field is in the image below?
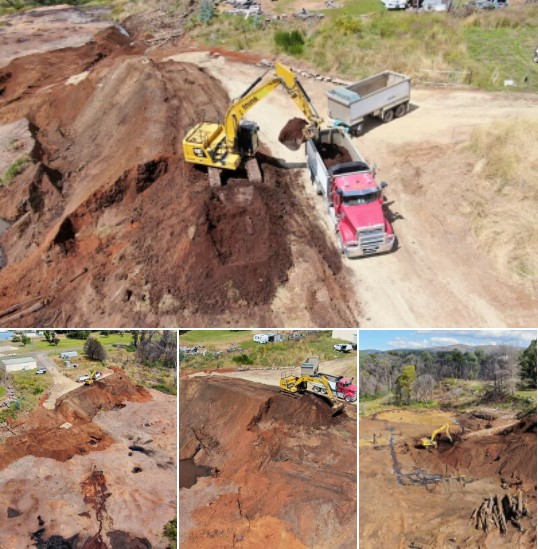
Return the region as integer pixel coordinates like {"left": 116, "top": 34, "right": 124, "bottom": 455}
{"left": 0, "top": 369, "right": 53, "bottom": 422}
{"left": 188, "top": 4, "right": 538, "bottom": 92}
{"left": 9, "top": 332, "right": 132, "bottom": 353}
{"left": 181, "top": 331, "right": 356, "bottom": 371}
{"left": 180, "top": 330, "right": 255, "bottom": 347}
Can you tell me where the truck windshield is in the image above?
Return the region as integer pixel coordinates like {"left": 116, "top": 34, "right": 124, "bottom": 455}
{"left": 342, "top": 191, "right": 380, "bottom": 205}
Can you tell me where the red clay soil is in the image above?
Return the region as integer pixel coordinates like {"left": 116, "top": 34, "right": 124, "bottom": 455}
{"left": 179, "top": 376, "right": 357, "bottom": 549}
{"left": 0, "top": 27, "right": 354, "bottom": 327}
{"left": 0, "top": 374, "right": 150, "bottom": 469}
{"left": 318, "top": 143, "right": 353, "bottom": 168}
{"left": 406, "top": 414, "right": 537, "bottom": 491}
{"left": 278, "top": 117, "right": 308, "bottom": 151}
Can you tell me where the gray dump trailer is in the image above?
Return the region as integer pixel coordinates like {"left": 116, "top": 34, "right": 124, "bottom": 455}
{"left": 327, "top": 71, "right": 411, "bottom": 136}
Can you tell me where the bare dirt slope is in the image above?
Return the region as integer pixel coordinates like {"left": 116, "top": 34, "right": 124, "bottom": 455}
{"left": 360, "top": 410, "right": 537, "bottom": 549}
{"left": 0, "top": 373, "right": 176, "bottom": 548}
{"left": 0, "top": 11, "right": 356, "bottom": 327}
{"left": 179, "top": 376, "right": 357, "bottom": 549}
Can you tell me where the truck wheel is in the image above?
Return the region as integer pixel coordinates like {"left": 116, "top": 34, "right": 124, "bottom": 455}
{"left": 345, "top": 396, "right": 352, "bottom": 403}
{"left": 313, "top": 386, "right": 320, "bottom": 393}
{"left": 351, "top": 124, "right": 363, "bottom": 137}
{"left": 382, "top": 109, "right": 394, "bottom": 123}
{"left": 394, "top": 103, "right": 407, "bottom": 118}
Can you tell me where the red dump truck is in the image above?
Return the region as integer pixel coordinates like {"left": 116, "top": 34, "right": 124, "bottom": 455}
{"left": 306, "top": 128, "right": 395, "bottom": 258}
{"left": 311, "top": 373, "right": 357, "bottom": 403}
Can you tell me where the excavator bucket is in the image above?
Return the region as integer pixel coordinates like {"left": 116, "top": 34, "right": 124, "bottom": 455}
{"left": 331, "top": 402, "right": 345, "bottom": 416}
{"left": 279, "top": 118, "right": 308, "bottom": 151}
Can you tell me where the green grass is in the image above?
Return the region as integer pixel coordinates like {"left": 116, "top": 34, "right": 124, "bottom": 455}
{"left": 322, "top": 0, "right": 384, "bottom": 16}
{"left": 13, "top": 332, "right": 131, "bottom": 353}
{"left": 359, "top": 394, "right": 391, "bottom": 416}
{"left": 0, "top": 386, "right": 6, "bottom": 399}
{"left": 0, "top": 369, "right": 53, "bottom": 423}
{"left": 182, "top": 331, "right": 355, "bottom": 372}
{"left": 0, "top": 156, "right": 31, "bottom": 186}
{"left": 180, "top": 330, "right": 254, "bottom": 346}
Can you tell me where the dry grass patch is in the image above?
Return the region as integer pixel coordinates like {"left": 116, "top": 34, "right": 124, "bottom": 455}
{"left": 466, "top": 117, "right": 538, "bottom": 278}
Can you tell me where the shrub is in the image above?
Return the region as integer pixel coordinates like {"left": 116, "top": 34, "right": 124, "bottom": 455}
{"left": 274, "top": 30, "right": 305, "bottom": 55}
{"left": 233, "top": 354, "right": 254, "bottom": 365}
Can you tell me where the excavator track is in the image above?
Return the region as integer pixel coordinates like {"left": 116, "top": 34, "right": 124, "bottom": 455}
{"left": 280, "top": 390, "right": 301, "bottom": 400}
{"left": 208, "top": 167, "right": 221, "bottom": 188}
{"left": 245, "top": 158, "right": 262, "bottom": 184}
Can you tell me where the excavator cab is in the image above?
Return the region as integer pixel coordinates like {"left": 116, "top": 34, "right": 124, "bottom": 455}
{"left": 236, "top": 120, "right": 259, "bottom": 157}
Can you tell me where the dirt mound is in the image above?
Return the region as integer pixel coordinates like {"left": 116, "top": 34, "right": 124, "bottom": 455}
{"left": 278, "top": 117, "right": 308, "bottom": 150}
{"left": 0, "top": 31, "right": 356, "bottom": 327}
{"left": 179, "top": 376, "right": 356, "bottom": 548}
{"left": 0, "top": 374, "right": 151, "bottom": 470}
{"left": 318, "top": 142, "right": 353, "bottom": 168}
{"left": 56, "top": 374, "right": 150, "bottom": 423}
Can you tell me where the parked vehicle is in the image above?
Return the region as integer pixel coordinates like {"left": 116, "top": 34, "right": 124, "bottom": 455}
{"left": 60, "top": 351, "right": 78, "bottom": 359}
{"left": 36, "top": 368, "right": 47, "bottom": 375}
{"left": 327, "top": 71, "right": 411, "bottom": 136}
{"left": 253, "top": 333, "right": 284, "bottom": 344}
{"left": 78, "top": 374, "right": 90, "bottom": 382}
{"left": 381, "top": 0, "right": 408, "bottom": 9}
{"left": 306, "top": 128, "right": 396, "bottom": 258}
{"left": 333, "top": 343, "right": 353, "bottom": 353}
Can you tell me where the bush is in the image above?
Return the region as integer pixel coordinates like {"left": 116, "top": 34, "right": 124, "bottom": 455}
{"left": 199, "top": 0, "right": 214, "bottom": 24}
{"left": 84, "top": 337, "right": 107, "bottom": 361}
{"left": 274, "top": 30, "right": 304, "bottom": 55}
{"left": 163, "top": 517, "right": 177, "bottom": 549}
{"left": 232, "top": 354, "right": 254, "bottom": 366}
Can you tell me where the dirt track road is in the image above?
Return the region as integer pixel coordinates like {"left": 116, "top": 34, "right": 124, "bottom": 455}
{"left": 169, "top": 52, "right": 538, "bottom": 327}
{"left": 35, "top": 352, "right": 80, "bottom": 409}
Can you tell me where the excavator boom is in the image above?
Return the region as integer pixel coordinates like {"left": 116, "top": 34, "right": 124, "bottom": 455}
{"left": 280, "top": 373, "right": 344, "bottom": 416}
{"left": 420, "top": 423, "right": 452, "bottom": 448}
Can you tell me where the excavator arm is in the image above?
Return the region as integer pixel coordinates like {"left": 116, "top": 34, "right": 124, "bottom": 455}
{"left": 279, "top": 373, "right": 344, "bottom": 416}
{"left": 222, "top": 62, "right": 323, "bottom": 153}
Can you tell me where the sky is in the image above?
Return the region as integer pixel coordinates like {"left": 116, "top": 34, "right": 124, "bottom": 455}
{"left": 359, "top": 330, "right": 537, "bottom": 351}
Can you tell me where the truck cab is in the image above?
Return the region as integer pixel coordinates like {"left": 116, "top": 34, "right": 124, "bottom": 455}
{"left": 335, "top": 378, "right": 357, "bottom": 402}
{"left": 331, "top": 167, "right": 395, "bottom": 258}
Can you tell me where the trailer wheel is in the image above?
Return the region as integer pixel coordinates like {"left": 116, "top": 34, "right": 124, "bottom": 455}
{"left": 394, "top": 103, "right": 407, "bottom": 118}
{"left": 382, "top": 109, "right": 394, "bottom": 123}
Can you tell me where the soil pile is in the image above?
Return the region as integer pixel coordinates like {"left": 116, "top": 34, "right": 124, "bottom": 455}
{"left": 0, "top": 27, "right": 356, "bottom": 327}
{"left": 0, "top": 374, "right": 150, "bottom": 469}
{"left": 179, "top": 376, "right": 357, "bottom": 549}
{"left": 278, "top": 117, "right": 308, "bottom": 150}
{"left": 319, "top": 142, "right": 353, "bottom": 168}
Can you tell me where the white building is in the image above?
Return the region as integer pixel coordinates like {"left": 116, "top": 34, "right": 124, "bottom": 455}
{"left": 0, "top": 356, "right": 37, "bottom": 373}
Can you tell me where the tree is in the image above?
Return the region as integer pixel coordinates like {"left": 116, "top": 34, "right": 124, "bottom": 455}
{"left": 84, "top": 337, "right": 107, "bottom": 361}
{"left": 412, "top": 374, "right": 436, "bottom": 402}
{"left": 20, "top": 334, "right": 31, "bottom": 346}
{"left": 395, "top": 365, "right": 416, "bottom": 404}
{"left": 519, "top": 340, "right": 537, "bottom": 389}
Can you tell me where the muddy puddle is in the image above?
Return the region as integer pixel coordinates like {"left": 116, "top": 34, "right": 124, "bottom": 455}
{"left": 179, "top": 459, "right": 213, "bottom": 489}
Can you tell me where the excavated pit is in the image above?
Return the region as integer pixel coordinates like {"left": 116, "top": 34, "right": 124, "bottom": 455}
{"left": 0, "top": 23, "right": 357, "bottom": 328}
{"left": 360, "top": 411, "right": 537, "bottom": 548}
{"left": 179, "top": 376, "right": 357, "bottom": 549}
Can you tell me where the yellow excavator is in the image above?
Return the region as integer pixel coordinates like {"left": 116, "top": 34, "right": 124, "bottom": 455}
{"left": 182, "top": 62, "right": 323, "bottom": 186}
{"left": 84, "top": 370, "right": 98, "bottom": 386}
{"left": 420, "top": 423, "right": 452, "bottom": 448}
{"left": 279, "top": 373, "right": 345, "bottom": 416}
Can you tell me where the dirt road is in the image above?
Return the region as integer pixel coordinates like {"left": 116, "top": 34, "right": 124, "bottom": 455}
{"left": 35, "top": 352, "right": 80, "bottom": 410}
{"left": 170, "top": 52, "right": 538, "bottom": 327}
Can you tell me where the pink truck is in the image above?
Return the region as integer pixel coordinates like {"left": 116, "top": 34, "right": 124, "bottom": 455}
{"left": 306, "top": 128, "right": 395, "bottom": 258}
